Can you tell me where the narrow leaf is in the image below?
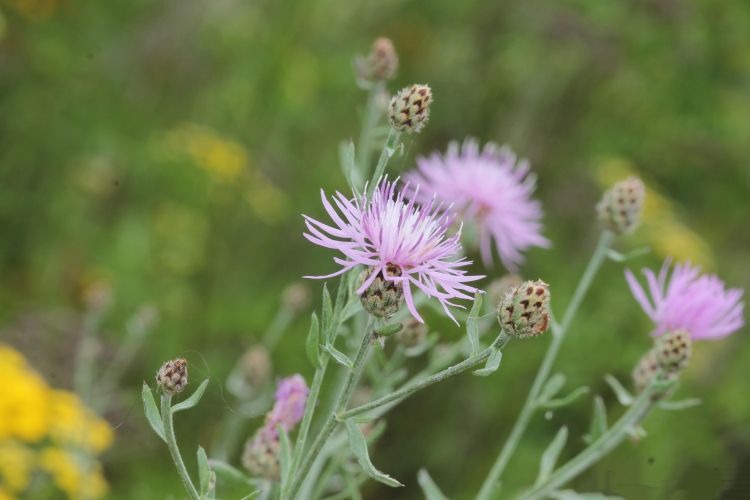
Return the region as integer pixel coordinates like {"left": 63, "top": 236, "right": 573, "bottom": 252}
{"left": 239, "top": 492, "right": 262, "bottom": 500}
{"left": 404, "top": 332, "right": 438, "bottom": 358}
{"left": 141, "top": 382, "right": 165, "bottom": 442}
{"left": 466, "top": 293, "right": 483, "bottom": 355}
{"left": 584, "top": 396, "right": 608, "bottom": 444}
{"left": 208, "top": 459, "right": 257, "bottom": 487}
{"left": 549, "top": 490, "right": 624, "bottom": 500}
{"left": 339, "top": 140, "right": 361, "bottom": 194}
{"left": 536, "top": 427, "right": 568, "bottom": 486}
{"left": 345, "top": 419, "right": 403, "bottom": 488}
{"left": 658, "top": 398, "right": 702, "bottom": 411}
{"left": 417, "top": 468, "right": 449, "bottom": 500}
{"left": 537, "top": 373, "right": 567, "bottom": 405}
{"left": 306, "top": 312, "right": 321, "bottom": 368}
{"left": 278, "top": 425, "right": 292, "bottom": 491}
{"left": 538, "top": 387, "right": 590, "bottom": 410}
{"left": 322, "top": 284, "right": 333, "bottom": 343}
{"left": 474, "top": 348, "right": 502, "bottom": 376}
{"left": 375, "top": 322, "right": 403, "bottom": 337}
{"left": 341, "top": 297, "right": 363, "bottom": 322}
{"left": 323, "top": 343, "right": 353, "bottom": 368}
{"left": 197, "top": 446, "right": 210, "bottom": 496}
{"left": 604, "top": 374, "right": 633, "bottom": 406}
{"left": 172, "top": 379, "right": 209, "bottom": 413}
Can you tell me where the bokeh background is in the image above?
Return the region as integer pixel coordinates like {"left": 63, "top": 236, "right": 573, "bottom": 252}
{"left": 1, "top": 0, "right": 749, "bottom": 498}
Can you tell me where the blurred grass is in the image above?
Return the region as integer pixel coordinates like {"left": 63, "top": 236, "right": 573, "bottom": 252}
{"left": 0, "top": 0, "right": 749, "bottom": 498}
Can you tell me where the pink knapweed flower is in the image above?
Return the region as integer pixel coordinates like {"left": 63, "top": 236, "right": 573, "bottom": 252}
{"left": 625, "top": 259, "right": 744, "bottom": 340}
{"left": 266, "top": 375, "right": 308, "bottom": 434}
{"left": 303, "top": 178, "right": 483, "bottom": 323}
{"left": 404, "top": 140, "right": 549, "bottom": 270}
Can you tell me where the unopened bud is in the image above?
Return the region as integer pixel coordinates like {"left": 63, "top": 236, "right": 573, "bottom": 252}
{"left": 281, "top": 282, "right": 311, "bottom": 314}
{"left": 632, "top": 348, "right": 659, "bottom": 393}
{"left": 488, "top": 274, "right": 524, "bottom": 309}
{"left": 497, "top": 280, "right": 550, "bottom": 338}
{"left": 655, "top": 329, "right": 691, "bottom": 374}
{"left": 388, "top": 84, "right": 432, "bottom": 134}
{"left": 395, "top": 318, "right": 428, "bottom": 348}
{"left": 156, "top": 358, "right": 188, "bottom": 395}
{"left": 242, "top": 431, "right": 280, "bottom": 480}
{"left": 597, "top": 177, "right": 645, "bottom": 235}
{"left": 355, "top": 37, "right": 398, "bottom": 82}
{"left": 239, "top": 346, "right": 272, "bottom": 388}
{"left": 359, "top": 264, "right": 403, "bottom": 318}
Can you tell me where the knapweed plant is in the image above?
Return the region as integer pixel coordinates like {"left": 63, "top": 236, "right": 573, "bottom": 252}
{"left": 142, "top": 38, "right": 745, "bottom": 499}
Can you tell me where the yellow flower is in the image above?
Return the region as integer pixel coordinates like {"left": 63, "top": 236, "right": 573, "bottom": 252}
{"left": 0, "top": 441, "right": 35, "bottom": 493}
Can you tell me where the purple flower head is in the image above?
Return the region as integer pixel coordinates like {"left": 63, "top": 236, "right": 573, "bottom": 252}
{"left": 404, "top": 140, "right": 549, "bottom": 271}
{"left": 266, "top": 375, "right": 308, "bottom": 434}
{"left": 303, "top": 178, "right": 483, "bottom": 323}
{"left": 625, "top": 259, "right": 744, "bottom": 340}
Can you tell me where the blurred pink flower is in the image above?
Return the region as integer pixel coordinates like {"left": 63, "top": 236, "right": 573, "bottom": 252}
{"left": 266, "top": 375, "right": 308, "bottom": 434}
{"left": 626, "top": 259, "right": 744, "bottom": 340}
{"left": 303, "top": 178, "right": 483, "bottom": 323}
{"left": 404, "top": 140, "right": 549, "bottom": 270}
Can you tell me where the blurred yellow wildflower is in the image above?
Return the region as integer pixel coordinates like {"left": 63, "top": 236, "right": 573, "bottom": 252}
{"left": 596, "top": 157, "right": 714, "bottom": 268}
{"left": 0, "top": 344, "right": 112, "bottom": 499}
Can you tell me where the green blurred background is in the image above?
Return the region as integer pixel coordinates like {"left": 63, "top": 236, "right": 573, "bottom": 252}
{"left": 1, "top": 0, "right": 749, "bottom": 498}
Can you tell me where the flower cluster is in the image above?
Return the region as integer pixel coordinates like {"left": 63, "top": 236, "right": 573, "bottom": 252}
{"left": 0, "top": 344, "right": 113, "bottom": 499}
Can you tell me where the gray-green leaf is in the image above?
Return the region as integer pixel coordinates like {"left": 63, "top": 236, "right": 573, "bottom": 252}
{"left": 466, "top": 293, "right": 483, "bottom": 355}
{"left": 172, "top": 379, "right": 209, "bottom": 413}
{"left": 537, "top": 373, "right": 567, "bottom": 405}
{"left": 538, "top": 386, "right": 590, "bottom": 410}
{"left": 278, "top": 425, "right": 292, "bottom": 491}
{"left": 604, "top": 374, "right": 633, "bottom": 406}
{"left": 583, "top": 396, "right": 608, "bottom": 444}
{"left": 536, "top": 427, "right": 568, "bottom": 486}
{"left": 306, "top": 312, "right": 321, "bottom": 368}
{"left": 322, "top": 284, "right": 333, "bottom": 342}
{"left": 141, "top": 382, "right": 165, "bottom": 442}
{"left": 474, "top": 347, "right": 502, "bottom": 376}
{"left": 417, "top": 468, "right": 449, "bottom": 500}
{"left": 345, "top": 419, "right": 403, "bottom": 488}
{"left": 323, "top": 343, "right": 353, "bottom": 368}
{"left": 197, "top": 446, "right": 210, "bottom": 496}
{"left": 208, "top": 459, "right": 257, "bottom": 488}
{"left": 549, "top": 490, "right": 624, "bottom": 500}
{"left": 658, "top": 398, "right": 702, "bottom": 411}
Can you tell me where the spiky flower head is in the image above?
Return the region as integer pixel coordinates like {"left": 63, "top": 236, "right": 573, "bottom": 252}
{"left": 156, "top": 358, "right": 188, "bottom": 395}
{"left": 497, "top": 280, "right": 550, "bottom": 338}
{"left": 359, "top": 264, "right": 404, "bottom": 318}
{"left": 626, "top": 259, "right": 744, "bottom": 340}
{"left": 303, "top": 178, "right": 483, "bottom": 323}
{"left": 405, "top": 140, "right": 549, "bottom": 270}
{"left": 655, "top": 329, "right": 692, "bottom": 373}
{"left": 388, "top": 84, "right": 432, "bottom": 134}
{"left": 355, "top": 37, "right": 398, "bottom": 82}
{"left": 395, "top": 317, "right": 428, "bottom": 348}
{"left": 597, "top": 177, "right": 645, "bottom": 235}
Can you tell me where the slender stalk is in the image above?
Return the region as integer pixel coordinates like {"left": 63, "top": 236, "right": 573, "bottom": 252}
{"left": 357, "top": 81, "right": 385, "bottom": 178}
{"left": 286, "top": 319, "right": 375, "bottom": 499}
{"left": 476, "top": 231, "right": 614, "bottom": 500}
{"left": 367, "top": 128, "right": 400, "bottom": 197}
{"left": 517, "top": 380, "right": 662, "bottom": 500}
{"left": 262, "top": 308, "right": 294, "bottom": 352}
{"left": 341, "top": 333, "right": 509, "bottom": 420}
{"left": 160, "top": 395, "right": 200, "bottom": 500}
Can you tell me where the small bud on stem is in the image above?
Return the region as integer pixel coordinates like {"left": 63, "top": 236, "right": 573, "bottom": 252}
{"left": 156, "top": 358, "right": 188, "bottom": 395}
{"left": 597, "top": 177, "right": 645, "bottom": 235}
{"left": 388, "top": 84, "right": 432, "bottom": 134}
{"left": 497, "top": 280, "right": 550, "bottom": 338}
{"left": 355, "top": 37, "right": 398, "bottom": 82}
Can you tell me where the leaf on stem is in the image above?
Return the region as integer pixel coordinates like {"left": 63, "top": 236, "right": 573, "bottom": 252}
{"left": 345, "top": 419, "right": 403, "bottom": 488}
{"left": 604, "top": 374, "right": 633, "bottom": 406}
{"left": 306, "top": 312, "right": 321, "bottom": 368}
{"left": 467, "top": 293, "right": 483, "bottom": 355}
{"left": 606, "top": 247, "right": 650, "bottom": 263}
{"left": 323, "top": 343, "right": 354, "bottom": 368}
{"left": 658, "top": 398, "right": 702, "bottom": 411}
{"left": 141, "top": 382, "right": 166, "bottom": 442}
{"left": 537, "top": 373, "right": 567, "bottom": 405}
{"left": 404, "top": 332, "right": 439, "bottom": 358}
{"left": 583, "top": 396, "right": 608, "bottom": 444}
{"left": 548, "top": 490, "right": 624, "bottom": 500}
{"left": 278, "top": 425, "right": 292, "bottom": 491}
{"left": 197, "top": 446, "right": 210, "bottom": 497}
{"left": 417, "top": 468, "right": 449, "bottom": 500}
{"left": 208, "top": 459, "right": 258, "bottom": 488}
{"left": 172, "top": 379, "right": 209, "bottom": 413}
{"left": 537, "top": 387, "right": 590, "bottom": 410}
{"left": 339, "top": 140, "right": 361, "bottom": 195}
{"left": 536, "top": 426, "right": 568, "bottom": 486}
{"left": 474, "top": 347, "right": 503, "bottom": 377}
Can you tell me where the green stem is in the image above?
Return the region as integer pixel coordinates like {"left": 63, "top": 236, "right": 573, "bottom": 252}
{"left": 367, "top": 128, "right": 400, "bottom": 197}
{"left": 357, "top": 81, "right": 385, "bottom": 179}
{"left": 341, "top": 333, "right": 510, "bottom": 420}
{"left": 517, "top": 380, "right": 662, "bottom": 500}
{"left": 286, "top": 319, "right": 375, "bottom": 499}
{"left": 262, "top": 308, "right": 294, "bottom": 352}
{"left": 475, "top": 231, "right": 614, "bottom": 500}
{"left": 160, "top": 395, "right": 200, "bottom": 500}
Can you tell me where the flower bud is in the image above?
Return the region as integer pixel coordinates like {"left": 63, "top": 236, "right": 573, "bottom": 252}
{"left": 655, "top": 329, "right": 692, "bottom": 374}
{"left": 597, "top": 177, "right": 645, "bottom": 235}
{"left": 355, "top": 37, "right": 398, "bottom": 82}
{"left": 631, "top": 348, "right": 659, "bottom": 393}
{"left": 239, "top": 346, "right": 272, "bottom": 388}
{"left": 281, "top": 282, "right": 311, "bottom": 314}
{"left": 395, "top": 317, "right": 428, "bottom": 348}
{"left": 359, "top": 264, "right": 404, "bottom": 318}
{"left": 488, "top": 274, "right": 523, "bottom": 310}
{"left": 156, "top": 358, "right": 188, "bottom": 395}
{"left": 242, "top": 431, "right": 280, "bottom": 480}
{"left": 388, "top": 84, "right": 432, "bottom": 134}
{"left": 497, "top": 280, "right": 550, "bottom": 338}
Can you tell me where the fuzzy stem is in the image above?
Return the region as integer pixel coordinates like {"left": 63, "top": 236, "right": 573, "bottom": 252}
{"left": 517, "top": 380, "right": 662, "bottom": 500}
{"left": 475, "top": 231, "right": 614, "bottom": 500}
{"left": 160, "top": 395, "right": 200, "bottom": 500}
{"left": 341, "top": 333, "right": 510, "bottom": 420}
{"left": 367, "top": 128, "right": 400, "bottom": 197}
{"left": 286, "top": 318, "right": 375, "bottom": 499}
